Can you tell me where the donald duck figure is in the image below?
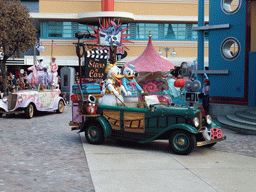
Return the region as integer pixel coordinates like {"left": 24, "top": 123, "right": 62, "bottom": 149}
{"left": 122, "top": 64, "right": 143, "bottom": 96}
{"left": 99, "top": 63, "right": 128, "bottom": 106}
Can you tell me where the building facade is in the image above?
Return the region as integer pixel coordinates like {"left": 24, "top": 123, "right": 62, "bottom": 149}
{"left": 22, "top": 0, "right": 211, "bottom": 68}
{"left": 8, "top": 0, "right": 256, "bottom": 106}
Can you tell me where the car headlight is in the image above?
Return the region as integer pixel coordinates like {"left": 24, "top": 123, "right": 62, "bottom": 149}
{"left": 18, "top": 96, "right": 23, "bottom": 102}
{"left": 193, "top": 117, "right": 199, "bottom": 127}
{"left": 206, "top": 115, "right": 212, "bottom": 125}
{"left": 3, "top": 96, "right": 8, "bottom": 103}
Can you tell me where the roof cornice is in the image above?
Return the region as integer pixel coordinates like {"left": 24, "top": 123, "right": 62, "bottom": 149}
{"left": 30, "top": 12, "right": 209, "bottom": 23}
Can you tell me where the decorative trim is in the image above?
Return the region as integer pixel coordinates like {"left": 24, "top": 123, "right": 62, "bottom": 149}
{"left": 125, "top": 40, "right": 209, "bottom": 48}
{"left": 39, "top": 0, "right": 209, "bottom": 4}
{"left": 193, "top": 24, "right": 230, "bottom": 31}
{"left": 194, "top": 70, "right": 229, "bottom": 75}
{"left": 30, "top": 12, "right": 209, "bottom": 23}
{"left": 40, "top": 39, "right": 209, "bottom": 48}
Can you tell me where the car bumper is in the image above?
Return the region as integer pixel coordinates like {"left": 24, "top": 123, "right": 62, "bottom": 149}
{"left": 197, "top": 135, "right": 227, "bottom": 147}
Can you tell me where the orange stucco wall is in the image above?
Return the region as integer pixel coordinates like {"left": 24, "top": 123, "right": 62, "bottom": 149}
{"left": 39, "top": 1, "right": 101, "bottom": 13}
{"left": 115, "top": 3, "right": 207, "bottom": 17}
{"left": 39, "top": 0, "right": 209, "bottom": 17}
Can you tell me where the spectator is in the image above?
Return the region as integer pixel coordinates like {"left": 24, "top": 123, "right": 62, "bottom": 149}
{"left": 9, "top": 72, "right": 17, "bottom": 92}
{"left": 17, "top": 74, "right": 25, "bottom": 90}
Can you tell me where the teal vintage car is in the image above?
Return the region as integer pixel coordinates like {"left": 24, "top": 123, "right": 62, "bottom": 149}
{"left": 78, "top": 99, "right": 226, "bottom": 155}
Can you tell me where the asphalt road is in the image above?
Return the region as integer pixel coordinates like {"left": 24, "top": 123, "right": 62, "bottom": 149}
{"left": 0, "top": 105, "right": 255, "bottom": 191}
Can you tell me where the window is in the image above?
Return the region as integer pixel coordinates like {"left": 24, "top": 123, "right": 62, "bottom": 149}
{"left": 136, "top": 23, "right": 159, "bottom": 39}
{"left": 121, "top": 24, "right": 132, "bottom": 40}
{"left": 221, "top": 0, "right": 241, "bottom": 15}
{"left": 48, "top": 22, "right": 62, "bottom": 38}
{"left": 221, "top": 37, "right": 240, "bottom": 60}
{"left": 78, "top": 23, "right": 97, "bottom": 39}
{"left": 41, "top": 21, "right": 201, "bottom": 41}
{"left": 63, "top": 22, "right": 72, "bottom": 38}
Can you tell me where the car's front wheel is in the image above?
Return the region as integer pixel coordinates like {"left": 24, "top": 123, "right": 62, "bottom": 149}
{"left": 85, "top": 122, "right": 104, "bottom": 145}
{"left": 169, "top": 131, "right": 196, "bottom": 155}
{"left": 57, "top": 100, "right": 64, "bottom": 113}
{"left": 25, "top": 103, "right": 34, "bottom": 118}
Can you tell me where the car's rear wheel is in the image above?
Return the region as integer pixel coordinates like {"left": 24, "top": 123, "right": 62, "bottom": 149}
{"left": 169, "top": 131, "right": 196, "bottom": 155}
{"left": 57, "top": 100, "right": 64, "bottom": 113}
{"left": 85, "top": 122, "right": 104, "bottom": 145}
{"left": 0, "top": 113, "right": 2, "bottom": 118}
{"left": 25, "top": 103, "right": 34, "bottom": 118}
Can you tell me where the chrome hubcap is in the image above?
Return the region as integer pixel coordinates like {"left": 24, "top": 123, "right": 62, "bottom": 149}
{"left": 177, "top": 139, "right": 185, "bottom": 146}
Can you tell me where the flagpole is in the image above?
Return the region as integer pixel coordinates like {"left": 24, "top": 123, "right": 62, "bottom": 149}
{"left": 51, "top": 40, "right": 54, "bottom": 58}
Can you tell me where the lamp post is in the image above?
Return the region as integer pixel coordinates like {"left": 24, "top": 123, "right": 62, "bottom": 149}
{"left": 33, "top": 42, "right": 45, "bottom": 65}
{"left": 158, "top": 47, "right": 177, "bottom": 58}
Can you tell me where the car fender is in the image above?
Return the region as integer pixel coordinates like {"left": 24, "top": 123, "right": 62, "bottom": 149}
{"left": 18, "top": 99, "right": 36, "bottom": 109}
{"left": 79, "top": 116, "right": 112, "bottom": 138}
{"left": 167, "top": 123, "right": 199, "bottom": 134}
{"left": 0, "top": 99, "right": 8, "bottom": 112}
{"left": 209, "top": 119, "right": 221, "bottom": 128}
{"left": 139, "top": 124, "right": 199, "bottom": 144}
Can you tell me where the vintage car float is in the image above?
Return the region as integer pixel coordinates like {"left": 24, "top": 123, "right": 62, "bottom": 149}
{"left": 0, "top": 84, "right": 65, "bottom": 118}
{"left": 70, "top": 93, "right": 226, "bottom": 155}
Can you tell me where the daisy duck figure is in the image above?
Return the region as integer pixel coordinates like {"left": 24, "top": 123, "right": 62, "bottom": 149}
{"left": 99, "top": 63, "right": 128, "bottom": 106}
{"left": 122, "top": 64, "right": 143, "bottom": 96}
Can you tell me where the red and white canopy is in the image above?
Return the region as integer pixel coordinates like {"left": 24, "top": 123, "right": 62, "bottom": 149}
{"left": 126, "top": 35, "right": 175, "bottom": 72}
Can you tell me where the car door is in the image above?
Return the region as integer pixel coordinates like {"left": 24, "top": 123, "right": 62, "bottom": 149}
{"left": 37, "top": 91, "right": 55, "bottom": 110}
{"left": 122, "top": 108, "right": 147, "bottom": 133}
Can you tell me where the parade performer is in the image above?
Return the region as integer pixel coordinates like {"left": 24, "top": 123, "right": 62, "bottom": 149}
{"left": 50, "top": 57, "right": 59, "bottom": 88}
{"left": 99, "top": 63, "right": 127, "bottom": 106}
{"left": 122, "top": 64, "right": 143, "bottom": 96}
{"left": 27, "top": 65, "right": 38, "bottom": 85}
{"left": 36, "top": 57, "right": 51, "bottom": 86}
{"left": 163, "top": 73, "right": 181, "bottom": 103}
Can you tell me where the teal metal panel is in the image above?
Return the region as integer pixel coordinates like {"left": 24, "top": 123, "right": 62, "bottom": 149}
{"left": 248, "top": 52, "right": 256, "bottom": 106}
{"left": 208, "top": 0, "right": 247, "bottom": 99}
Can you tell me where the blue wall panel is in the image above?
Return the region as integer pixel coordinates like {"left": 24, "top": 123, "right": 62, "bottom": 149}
{"left": 248, "top": 52, "right": 256, "bottom": 106}
{"left": 209, "top": 0, "right": 247, "bottom": 98}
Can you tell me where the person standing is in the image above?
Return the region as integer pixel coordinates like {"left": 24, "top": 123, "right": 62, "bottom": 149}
{"left": 50, "top": 57, "right": 59, "bottom": 88}
{"left": 202, "top": 79, "right": 210, "bottom": 115}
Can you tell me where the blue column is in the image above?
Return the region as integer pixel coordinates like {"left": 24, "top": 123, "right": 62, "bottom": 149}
{"left": 197, "top": 0, "right": 205, "bottom": 86}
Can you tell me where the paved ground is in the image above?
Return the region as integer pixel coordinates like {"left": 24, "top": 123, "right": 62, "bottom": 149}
{"left": 0, "top": 105, "right": 256, "bottom": 192}
{"left": 0, "top": 105, "right": 95, "bottom": 192}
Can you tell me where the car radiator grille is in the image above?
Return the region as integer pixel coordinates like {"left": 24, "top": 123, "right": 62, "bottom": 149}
{"left": 8, "top": 94, "right": 17, "bottom": 110}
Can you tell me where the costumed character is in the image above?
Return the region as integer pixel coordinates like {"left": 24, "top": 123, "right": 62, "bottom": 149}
{"left": 27, "top": 65, "right": 38, "bottom": 85}
{"left": 163, "top": 74, "right": 181, "bottom": 103}
{"left": 50, "top": 57, "right": 59, "bottom": 88}
{"left": 99, "top": 63, "right": 127, "bottom": 106}
{"left": 122, "top": 64, "right": 143, "bottom": 96}
{"left": 36, "top": 57, "right": 52, "bottom": 86}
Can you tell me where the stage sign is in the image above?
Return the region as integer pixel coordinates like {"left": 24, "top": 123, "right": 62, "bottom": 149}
{"left": 83, "top": 51, "right": 108, "bottom": 79}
